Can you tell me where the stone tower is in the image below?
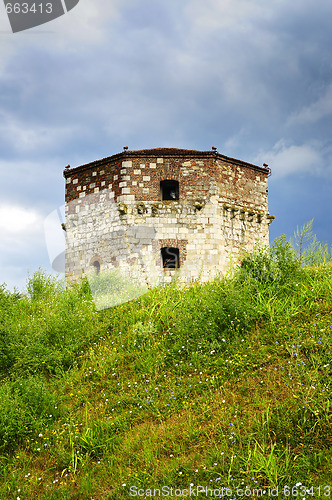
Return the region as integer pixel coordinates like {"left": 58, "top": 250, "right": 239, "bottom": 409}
{"left": 63, "top": 148, "right": 274, "bottom": 291}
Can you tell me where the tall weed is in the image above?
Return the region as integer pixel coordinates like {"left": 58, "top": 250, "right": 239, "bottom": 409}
{"left": 239, "top": 235, "right": 301, "bottom": 285}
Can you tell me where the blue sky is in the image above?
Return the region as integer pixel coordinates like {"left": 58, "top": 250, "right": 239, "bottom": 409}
{"left": 1, "top": 0, "right": 332, "bottom": 291}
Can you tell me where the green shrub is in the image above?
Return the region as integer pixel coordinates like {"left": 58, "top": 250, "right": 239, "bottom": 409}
{"left": 0, "top": 273, "right": 104, "bottom": 378}
{"left": 26, "top": 269, "right": 64, "bottom": 302}
{"left": 239, "top": 235, "right": 301, "bottom": 284}
{"left": 0, "top": 377, "right": 58, "bottom": 454}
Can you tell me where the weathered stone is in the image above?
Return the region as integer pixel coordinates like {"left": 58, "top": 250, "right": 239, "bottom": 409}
{"left": 63, "top": 147, "right": 274, "bottom": 284}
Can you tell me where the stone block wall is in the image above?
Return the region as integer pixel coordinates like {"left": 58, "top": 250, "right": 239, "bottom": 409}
{"left": 64, "top": 148, "right": 273, "bottom": 285}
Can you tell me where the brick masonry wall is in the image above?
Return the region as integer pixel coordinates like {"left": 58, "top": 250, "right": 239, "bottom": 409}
{"left": 64, "top": 149, "right": 273, "bottom": 284}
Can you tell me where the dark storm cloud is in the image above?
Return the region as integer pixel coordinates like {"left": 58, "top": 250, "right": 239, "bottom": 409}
{"left": 269, "top": 174, "right": 332, "bottom": 245}
{"left": 1, "top": 0, "right": 332, "bottom": 289}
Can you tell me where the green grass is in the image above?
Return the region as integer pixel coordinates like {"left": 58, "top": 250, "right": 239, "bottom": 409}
{"left": 1, "top": 229, "right": 332, "bottom": 499}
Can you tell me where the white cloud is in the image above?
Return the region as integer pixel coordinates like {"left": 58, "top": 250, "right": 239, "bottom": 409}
{"left": 254, "top": 140, "right": 323, "bottom": 179}
{"left": 0, "top": 204, "right": 42, "bottom": 234}
{"left": 0, "top": 204, "right": 45, "bottom": 261}
{"left": 0, "top": 203, "right": 52, "bottom": 291}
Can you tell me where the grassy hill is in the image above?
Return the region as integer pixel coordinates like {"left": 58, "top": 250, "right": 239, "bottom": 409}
{"left": 0, "top": 233, "right": 332, "bottom": 499}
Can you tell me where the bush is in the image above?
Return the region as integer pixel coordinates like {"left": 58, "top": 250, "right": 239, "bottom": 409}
{"left": 239, "top": 235, "right": 301, "bottom": 284}
{"left": 26, "top": 269, "right": 64, "bottom": 302}
{"left": 0, "top": 377, "right": 58, "bottom": 454}
{"left": 0, "top": 272, "right": 104, "bottom": 378}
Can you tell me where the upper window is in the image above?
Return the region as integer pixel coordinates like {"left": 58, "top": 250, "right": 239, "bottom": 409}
{"left": 160, "top": 180, "right": 179, "bottom": 201}
{"left": 161, "top": 247, "right": 180, "bottom": 269}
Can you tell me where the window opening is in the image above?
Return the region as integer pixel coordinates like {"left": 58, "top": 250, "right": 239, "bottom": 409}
{"left": 160, "top": 180, "right": 179, "bottom": 201}
{"left": 161, "top": 247, "right": 180, "bottom": 269}
{"left": 92, "top": 260, "right": 101, "bottom": 275}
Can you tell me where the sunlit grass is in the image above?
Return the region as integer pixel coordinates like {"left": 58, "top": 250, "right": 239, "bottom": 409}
{"left": 0, "top": 228, "right": 332, "bottom": 498}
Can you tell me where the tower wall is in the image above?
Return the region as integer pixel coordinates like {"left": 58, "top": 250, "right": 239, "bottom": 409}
{"left": 64, "top": 149, "right": 272, "bottom": 285}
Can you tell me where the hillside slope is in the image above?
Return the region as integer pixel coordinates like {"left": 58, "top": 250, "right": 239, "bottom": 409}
{"left": 0, "top": 240, "right": 332, "bottom": 499}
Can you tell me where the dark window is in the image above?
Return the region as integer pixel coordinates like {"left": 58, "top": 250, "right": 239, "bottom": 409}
{"left": 92, "top": 260, "right": 101, "bottom": 275}
{"left": 160, "top": 180, "right": 179, "bottom": 201}
{"left": 161, "top": 247, "right": 180, "bottom": 269}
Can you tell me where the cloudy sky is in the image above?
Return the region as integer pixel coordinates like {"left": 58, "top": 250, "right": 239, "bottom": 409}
{"left": 1, "top": 0, "right": 332, "bottom": 291}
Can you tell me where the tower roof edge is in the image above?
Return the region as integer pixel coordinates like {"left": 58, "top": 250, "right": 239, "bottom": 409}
{"left": 63, "top": 147, "right": 269, "bottom": 177}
